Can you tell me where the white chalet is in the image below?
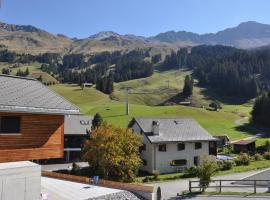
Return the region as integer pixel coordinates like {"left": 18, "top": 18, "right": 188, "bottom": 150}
{"left": 129, "top": 117, "right": 217, "bottom": 174}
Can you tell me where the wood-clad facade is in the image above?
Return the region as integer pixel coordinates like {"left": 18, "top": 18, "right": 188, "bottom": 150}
{"left": 0, "top": 112, "right": 64, "bottom": 162}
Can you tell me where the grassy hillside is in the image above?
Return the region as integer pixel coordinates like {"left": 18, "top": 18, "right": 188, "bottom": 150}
{"left": 0, "top": 62, "right": 58, "bottom": 84}
{"left": 50, "top": 82, "right": 256, "bottom": 141}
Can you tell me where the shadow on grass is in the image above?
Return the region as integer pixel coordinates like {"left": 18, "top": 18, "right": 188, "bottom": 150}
{"left": 234, "top": 122, "right": 270, "bottom": 136}
{"left": 199, "top": 86, "right": 251, "bottom": 105}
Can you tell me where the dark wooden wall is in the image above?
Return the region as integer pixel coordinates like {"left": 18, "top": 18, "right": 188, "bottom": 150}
{"left": 0, "top": 112, "right": 64, "bottom": 162}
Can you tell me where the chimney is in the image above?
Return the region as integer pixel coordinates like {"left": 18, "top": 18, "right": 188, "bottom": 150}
{"left": 152, "top": 121, "right": 160, "bottom": 135}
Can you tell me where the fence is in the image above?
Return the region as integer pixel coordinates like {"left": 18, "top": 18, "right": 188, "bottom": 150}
{"left": 189, "top": 179, "right": 270, "bottom": 193}
{"left": 42, "top": 171, "right": 154, "bottom": 199}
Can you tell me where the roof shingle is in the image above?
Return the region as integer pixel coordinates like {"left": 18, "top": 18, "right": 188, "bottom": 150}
{"left": 0, "top": 74, "right": 80, "bottom": 115}
{"left": 133, "top": 117, "right": 216, "bottom": 143}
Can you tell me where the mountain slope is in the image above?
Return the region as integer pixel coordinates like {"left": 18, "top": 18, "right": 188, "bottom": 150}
{"left": 152, "top": 21, "right": 270, "bottom": 48}
{"left": 2, "top": 21, "right": 270, "bottom": 54}
{"left": 0, "top": 22, "right": 72, "bottom": 54}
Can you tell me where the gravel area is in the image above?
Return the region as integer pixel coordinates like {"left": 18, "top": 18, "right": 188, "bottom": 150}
{"left": 89, "top": 191, "right": 144, "bottom": 200}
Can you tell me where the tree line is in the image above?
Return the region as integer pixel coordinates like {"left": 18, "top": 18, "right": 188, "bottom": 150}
{"left": 0, "top": 48, "right": 155, "bottom": 94}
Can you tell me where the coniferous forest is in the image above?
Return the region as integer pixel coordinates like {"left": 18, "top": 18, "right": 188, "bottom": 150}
{"left": 3, "top": 45, "right": 270, "bottom": 98}
{"left": 163, "top": 45, "right": 270, "bottom": 98}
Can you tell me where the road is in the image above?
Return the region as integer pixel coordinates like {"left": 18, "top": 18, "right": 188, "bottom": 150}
{"left": 177, "top": 195, "right": 270, "bottom": 200}
{"left": 148, "top": 169, "right": 269, "bottom": 200}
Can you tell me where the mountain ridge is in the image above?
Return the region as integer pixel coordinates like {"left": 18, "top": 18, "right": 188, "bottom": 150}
{"left": 1, "top": 21, "right": 270, "bottom": 54}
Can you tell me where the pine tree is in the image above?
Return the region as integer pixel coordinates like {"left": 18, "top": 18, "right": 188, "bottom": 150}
{"left": 183, "top": 75, "right": 193, "bottom": 96}
{"left": 92, "top": 113, "right": 103, "bottom": 129}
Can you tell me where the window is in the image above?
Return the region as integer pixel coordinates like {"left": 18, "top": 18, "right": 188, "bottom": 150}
{"left": 195, "top": 142, "right": 202, "bottom": 149}
{"left": 194, "top": 156, "right": 199, "bottom": 166}
{"left": 158, "top": 144, "right": 167, "bottom": 152}
{"left": 0, "top": 116, "right": 21, "bottom": 133}
{"left": 142, "top": 159, "right": 147, "bottom": 166}
{"left": 177, "top": 143, "right": 185, "bottom": 151}
{"left": 170, "top": 159, "right": 187, "bottom": 166}
{"left": 139, "top": 144, "right": 146, "bottom": 152}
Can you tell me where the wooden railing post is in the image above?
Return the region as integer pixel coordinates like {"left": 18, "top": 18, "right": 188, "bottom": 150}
{"left": 254, "top": 180, "right": 257, "bottom": 193}
{"left": 189, "top": 180, "right": 191, "bottom": 192}
{"left": 219, "top": 180, "right": 222, "bottom": 193}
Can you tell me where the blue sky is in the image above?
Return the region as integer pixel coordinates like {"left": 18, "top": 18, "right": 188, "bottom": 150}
{"left": 0, "top": 0, "right": 270, "bottom": 38}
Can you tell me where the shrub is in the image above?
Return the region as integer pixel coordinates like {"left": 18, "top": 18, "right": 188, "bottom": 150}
{"left": 152, "top": 170, "right": 160, "bottom": 180}
{"left": 198, "top": 156, "right": 218, "bottom": 192}
{"left": 253, "top": 153, "right": 263, "bottom": 161}
{"left": 263, "top": 152, "right": 270, "bottom": 160}
{"left": 217, "top": 160, "right": 234, "bottom": 171}
{"left": 182, "top": 166, "right": 199, "bottom": 178}
{"left": 234, "top": 153, "right": 251, "bottom": 166}
{"left": 142, "top": 176, "right": 150, "bottom": 183}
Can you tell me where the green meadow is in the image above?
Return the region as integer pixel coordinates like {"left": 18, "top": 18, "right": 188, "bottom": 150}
{"left": 50, "top": 70, "right": 258, "bottom": 142}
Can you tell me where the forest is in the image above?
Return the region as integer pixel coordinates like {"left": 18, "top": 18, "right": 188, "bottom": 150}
{"left": 3, "top": 45, "right": 270, "bottom": 98}
{"left": 163, "top": 45, "right": 270, "bottom": 98}
{"left": 0, "top": 48, "right": 154, "bottom": 94}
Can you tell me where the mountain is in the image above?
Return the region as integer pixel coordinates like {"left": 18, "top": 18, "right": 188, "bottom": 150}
{"left": 1, "top": 21, "right": 270, "bottom": 54}
{"left": 0, "top": 22, "right": 72, "bottom": 54}
{"left": 152, "top": 21, "right": 270, "bottom": 49}
{"left": 69, "top": 31, "right": 156, "bottom": 54}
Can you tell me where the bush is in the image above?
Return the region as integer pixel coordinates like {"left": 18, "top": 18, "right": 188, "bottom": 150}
{"left": 217, "top": 160, "right": 234, "bottom": 171}
{"left": 253, "top": 153, "right": 263, "bottom": 161}
{"left": 182, "top": 166, "right": 199, "bottom": 178}
{"left": 263, "top": 152, "right": 270, "bottom": 160}
{"left": 152, "top": 170, "right": 160, "bottom": 180}
{"left": 234, "top": 153, "right": 251, "bottom": 166}
{"left": 142, "top": 176, "right": 150, "bottom": 183}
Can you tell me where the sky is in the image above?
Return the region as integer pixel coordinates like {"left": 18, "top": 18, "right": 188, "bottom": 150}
{"left": 0, "top": 0, "right": 270, "bottom": 38}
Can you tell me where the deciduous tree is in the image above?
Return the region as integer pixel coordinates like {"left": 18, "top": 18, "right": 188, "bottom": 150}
{"left": 82, "top": 124, "right": 142, "bottom": 182}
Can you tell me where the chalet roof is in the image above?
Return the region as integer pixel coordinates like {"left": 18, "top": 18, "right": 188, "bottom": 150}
{"left": 232, "top": 139, "right": 255, "bottom": 145}
{"left": 64, "top": 115, "right": 93, "bottom": 135}
{"left": 132, "top": 117, "right": 216, "bottom": 143}
{"left": 0, "top": 74, "right": 80, "bottom": 115}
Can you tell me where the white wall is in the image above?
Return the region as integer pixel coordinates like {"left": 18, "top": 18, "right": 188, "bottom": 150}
{"left": 154, "top": 141, "right": 209, "bottom": 173}
{"left": 132, "top": 123, "right": 154, "bottom": 173}
{"left": 0, "top": 161, "right": 41, "bottom": 200}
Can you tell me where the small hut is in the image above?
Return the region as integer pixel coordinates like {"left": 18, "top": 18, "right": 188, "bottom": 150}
{"left": 232, "top": 139, "right": 256, "bottom": 154}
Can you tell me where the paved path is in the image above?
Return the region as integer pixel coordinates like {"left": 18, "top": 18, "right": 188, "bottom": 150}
{"left": 232, "top": 117, "right": 267, "bottom": 143}
{"left": 148, "top": 169, "right": 269, "bottom": 200}
{"left": 177, "top": 195, "right": 270, "bottom": 200}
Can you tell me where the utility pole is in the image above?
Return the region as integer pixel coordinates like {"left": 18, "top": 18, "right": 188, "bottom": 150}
{"left": 166, "top": 80, "right": 170, "bottom": 88}
{"left": 120, "top": 86, "right": 132, "bottom": 115}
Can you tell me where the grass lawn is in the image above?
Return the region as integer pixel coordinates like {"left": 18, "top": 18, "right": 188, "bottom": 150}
{"left": 215, "top": 160, "right": 270, "bottom": 176}
{"left": 51, "top": 83, "right": 261, "bottom": 141}
{"left": 0, "top": 62, "right": 58, "bottom": 83}
{"left": 136, "top": 160, "right": 270, "bottom": 183}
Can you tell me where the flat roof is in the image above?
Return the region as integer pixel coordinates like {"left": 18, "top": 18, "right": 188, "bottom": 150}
{"left": 41, "top": 177, "right": 122, "bottom": 200}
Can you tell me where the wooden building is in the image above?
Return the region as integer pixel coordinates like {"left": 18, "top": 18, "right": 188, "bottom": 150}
{"left": 0, "top": 74, "right": 80, "bottom": 163}
{"left": 232, "top": 139, "right": 256, "bottom": 154}
{"left": 214, "top": 135, "right": 230, "bottom": 148}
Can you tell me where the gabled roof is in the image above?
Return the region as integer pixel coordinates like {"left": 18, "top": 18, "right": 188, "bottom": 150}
{"left": 64, "top": 114, "right": 93, "bottom": 135}
{"left": 0, "top": 74, "right": 80, "bottom": 115}
{"left": 131, "top": 117, "right": 216, "bottom": 143}
{"left": 232, "top": 139, "right": 255, "bottom": 145}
